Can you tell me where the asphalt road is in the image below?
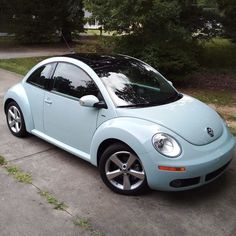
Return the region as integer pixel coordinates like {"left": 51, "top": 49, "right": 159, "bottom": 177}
{"left": 0, "top": 68, "right": 236, "bottom": 236}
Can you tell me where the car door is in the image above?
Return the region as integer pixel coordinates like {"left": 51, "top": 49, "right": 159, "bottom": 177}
{"left": 43, "top": 62, "right": 100, "bottom": 156}
{"left": 24, "top": 63, "right": 56, "bottom": 132}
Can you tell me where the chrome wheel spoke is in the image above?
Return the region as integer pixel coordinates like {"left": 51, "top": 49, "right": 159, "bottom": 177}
{"left": 110, "top": 154, "right": 123, "bottom": 169}
{"left": 9, "top": 109, "right": 15, "bottom": 119}
{"left": 15, "top": 117, "right": 21, "bottom": 122}
{"left": 126, "top": 153, "right": 137, "bottom": 169}
{"left": 9, "top": 120, "right": 16, "bottom": 127}
{"left": 123, "top": 174, "right": 131, "bottom": 190}
{"left": 106, "top": 169, "right": 123, "bottom": 180}
{"left": 13, "top": 107, "right": 18, "bottom": 118}
{"left": 15, "top": 122, "right": 20, "bottom": 132}
{"left": 128, "top": 169, "right": 145, "bottom": 180}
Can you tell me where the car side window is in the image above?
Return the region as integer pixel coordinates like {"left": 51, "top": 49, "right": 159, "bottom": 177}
{"left": 27, "top": 63, "right": 54, "bottom": 89}
{"left": 52, "top": 63, "right": 99, "bottom": 99}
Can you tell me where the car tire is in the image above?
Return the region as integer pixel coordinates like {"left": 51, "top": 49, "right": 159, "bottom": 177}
{"left": 6, "top": 101, "right": 28, "bottom": 138}
{"left": 99, "top": 143, "right": 149, "bottom": 195}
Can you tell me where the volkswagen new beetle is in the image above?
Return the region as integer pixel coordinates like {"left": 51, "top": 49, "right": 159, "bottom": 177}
{"left": 4, "top": 54, "right": 235, "bottom": 195}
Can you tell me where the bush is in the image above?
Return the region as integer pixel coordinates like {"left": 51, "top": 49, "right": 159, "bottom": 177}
{"left": 112, "top": 35, "right": 199, "bottom": 80}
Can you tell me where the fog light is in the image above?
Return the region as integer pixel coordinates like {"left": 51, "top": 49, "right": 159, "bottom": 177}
{"left": 170, "top": 179, "right": 183, "bottom": 188}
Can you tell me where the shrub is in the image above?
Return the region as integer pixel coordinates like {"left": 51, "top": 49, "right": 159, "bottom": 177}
{"left": 112, "top": 35, "right": 199, "bottom": 81}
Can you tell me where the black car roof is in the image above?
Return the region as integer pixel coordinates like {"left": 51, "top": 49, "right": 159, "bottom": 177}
{"left": 63, "top": 53, "right": 135, "bottom": 71}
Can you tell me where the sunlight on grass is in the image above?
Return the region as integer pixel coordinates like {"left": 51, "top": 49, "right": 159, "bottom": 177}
{"left": 185, "top": 89, "right": 236, "bottom": 106}
{"left": 0, "top": 57, "right": 48, "bottom": 75}
{"left": 199, "top": 38, "right": 236, "bottom": 69}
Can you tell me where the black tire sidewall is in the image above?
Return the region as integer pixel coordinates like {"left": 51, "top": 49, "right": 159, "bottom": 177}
{"left": 99, "top": 143, "right": 148, "bottom": 195}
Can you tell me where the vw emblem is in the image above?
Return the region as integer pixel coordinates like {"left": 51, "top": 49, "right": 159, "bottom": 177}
{"left": 207, "top": 127, "right": 214, "bottom": 137}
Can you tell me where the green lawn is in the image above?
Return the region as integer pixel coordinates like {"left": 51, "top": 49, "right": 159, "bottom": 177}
{"left": 0, "top": 57, "right": 48, "bottom": 75}
{"left": 198, "top": 37, "right": 236, "bottom": 71}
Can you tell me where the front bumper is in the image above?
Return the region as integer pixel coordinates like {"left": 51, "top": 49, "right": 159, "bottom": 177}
{"left": 142, "top": 128, "right": 236, "bottom": 191}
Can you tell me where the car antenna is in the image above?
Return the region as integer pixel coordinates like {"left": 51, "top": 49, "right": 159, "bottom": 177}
{"left": 61, "top": 32, "right": 75, "bottom": 54}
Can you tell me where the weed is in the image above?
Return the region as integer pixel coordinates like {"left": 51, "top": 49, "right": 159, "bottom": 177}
{"left": 6, "top": 165, "right": 32, "bottom": 184}
{"left": 230, "top": 127, "right": 236, "bottom": 136}
{"left": 0, "top": 155, "right": 6, "bottom": 165}
{"left": 73, "top": 217, "right": 104, "bottom": 236}
{"left": 39, "top": 190, "right": 68, "bottom": 210}
{"left": 74, "top": 217, "right": 92, "bottom": 230}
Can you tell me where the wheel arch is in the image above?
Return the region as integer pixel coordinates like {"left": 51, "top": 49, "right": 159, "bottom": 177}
{"left": 90, "top": 117, "right": 158, "bottom": 167}
{"left": 96, "top": 138, "right": 131, "bottom": 166}
{"left": 4, "top": 98, "right": 15, "bottom": 114}
{"left": 4, "top": 83, "right": 34, "bottom": 132}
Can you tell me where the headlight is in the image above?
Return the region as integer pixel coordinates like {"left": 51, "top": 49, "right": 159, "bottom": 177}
{"left": 152, "top": 133, "right": 181, "bottom": 157}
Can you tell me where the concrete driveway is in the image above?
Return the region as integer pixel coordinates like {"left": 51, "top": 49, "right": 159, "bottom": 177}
{"left": 0, "top": 68, "right": 236, "bottom": 236}
{"left": 0, "top": 46, "right": 69, "bottom": 59}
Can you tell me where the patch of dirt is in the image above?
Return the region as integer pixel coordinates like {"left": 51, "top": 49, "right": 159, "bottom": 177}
{"left": 209, "top": 104, "right": 236, "bottom": 129}
{"left": 178, "top": 72, "right": 236, "bottom": 90}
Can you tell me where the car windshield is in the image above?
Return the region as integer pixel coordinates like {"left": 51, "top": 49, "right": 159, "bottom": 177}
{"left": 95, "top": 58, "right": 182, "bottom": 107}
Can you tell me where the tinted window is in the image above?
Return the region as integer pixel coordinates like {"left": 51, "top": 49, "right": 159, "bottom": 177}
{"left": 52, "top": 63, "right": 99, "bottom": 99}
{"left": 27, "top": 64, "right": 54, "bottom": 89}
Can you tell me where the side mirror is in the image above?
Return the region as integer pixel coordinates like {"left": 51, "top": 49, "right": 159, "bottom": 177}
{"left": 79, "top": 95, "right": 107, "bottom": 109}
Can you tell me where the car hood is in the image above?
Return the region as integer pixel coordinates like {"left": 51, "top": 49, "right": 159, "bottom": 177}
{"left": 116, "top": 95, "right": 223, "bottom": 146}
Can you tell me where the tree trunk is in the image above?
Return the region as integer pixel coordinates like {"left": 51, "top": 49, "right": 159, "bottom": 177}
{"left": 61, "top": 27, "right": 72, "bottom": 43}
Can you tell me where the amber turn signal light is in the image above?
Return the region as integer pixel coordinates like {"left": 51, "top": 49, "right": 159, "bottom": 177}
{"left": 158, "top": 166, "right": 186, "bottom": 172}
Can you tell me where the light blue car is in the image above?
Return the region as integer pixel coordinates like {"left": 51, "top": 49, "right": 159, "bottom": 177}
{"left": 3, "top": 54, "right": 235, "bottom": 195}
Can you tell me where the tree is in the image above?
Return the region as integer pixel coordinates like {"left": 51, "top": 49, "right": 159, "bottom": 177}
{"left": 85, "top": 0, "right": 218, "bottom": 76}
{"left": 0, "top": 0, "right": 13, "bottom": 32}
{"left": 217, "top": 0, "right": 236, "bottom": 41}
{"left": 5, "top": 0, "right": 84, "bottom": 43}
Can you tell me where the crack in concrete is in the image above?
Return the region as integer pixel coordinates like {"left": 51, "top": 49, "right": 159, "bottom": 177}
{"left": 8, "top": 147, "right": 55, "bottom": 163}
{"left": 31, "top": 183, "right": 73, "bottom": 217}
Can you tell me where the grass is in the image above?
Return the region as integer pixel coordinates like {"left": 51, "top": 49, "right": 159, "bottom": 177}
{"left": 39, "top": 190, "right": 68, "bottom": 210}
{"left": 0, "top": 57, "right": 48, "bottom": 75}
{"left": 198, "top": 38, "right": 236, "bottom": 70}
{"left": 6, "top": 165, "right": 32, "bottom": 184}
{"left": 0, "top": 36, "right": 17, "bottom": 47}
{"left": 0, "top": 155, "right": 6, "bottom": 165}
{"left": 73, "top": 217, "right": 104, "bottom": 236}
{"left": 189, "top": 90, "right": 236, "bottom": 106}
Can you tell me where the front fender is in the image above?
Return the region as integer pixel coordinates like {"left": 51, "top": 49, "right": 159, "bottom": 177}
{"left": 4, "top": 83, "right": 34, "bottom": 132}
{"left": 90, "top": 117, "right": 162, "bottom": 166}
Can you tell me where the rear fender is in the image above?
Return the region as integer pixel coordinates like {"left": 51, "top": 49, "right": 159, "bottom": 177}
{"left": 4, "top": 83, "right": 34, "bottom": 132}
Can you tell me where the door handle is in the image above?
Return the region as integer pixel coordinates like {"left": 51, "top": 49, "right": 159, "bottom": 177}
{"left": 44, "top": 98, "right": 52, "bottom": 105}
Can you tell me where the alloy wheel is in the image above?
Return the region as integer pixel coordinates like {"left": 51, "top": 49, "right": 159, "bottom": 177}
{"left": 7, "top": 105, "right": 22, "bottom": 133}
{"left": 105, "top": 151, "right": 145, "bottom": 191}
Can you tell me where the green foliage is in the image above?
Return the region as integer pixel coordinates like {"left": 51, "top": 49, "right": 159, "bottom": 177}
{"left": 0, "top": 155, "right": 6, "bottom": 165}
{"left": 39, "top": 190, "right": 68, "bottom": 210}
{"left": 198, "top": 38, "right": 236, "bottom": 68}
{"left": 4, "top": 0, "right": 84, "bottom": 43}
{"left": 0, "top": 57, "right": 48, "bottom": 75}
{"left": 73, "top": 217, "right": 104, "bottom": 236}
{"left": 113, "top": 35, "right": 198, "bottom": 78}
{"left": 85, "top": 0, "right": 222, "bottom": 77}
{"left": 6, "top": 166, "right": 32, "bottom": 184}
{"left": 218, "top": 0, "right": 236, "bottom": 42}
{"left": 186, "top": 89, "right": 236, "bottom": 106}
